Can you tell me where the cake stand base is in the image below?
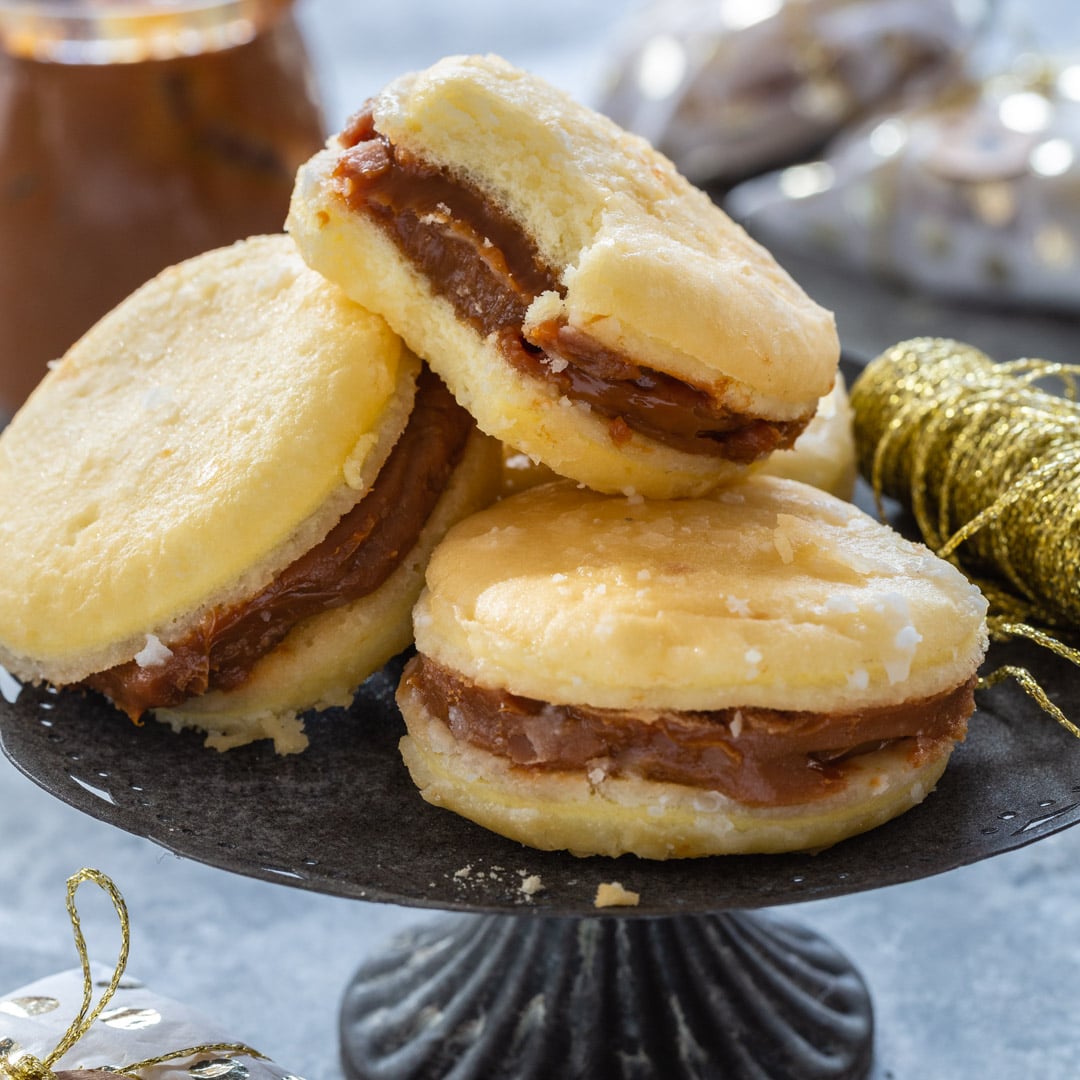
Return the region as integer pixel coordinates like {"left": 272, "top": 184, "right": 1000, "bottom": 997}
{"left": 340, "top": 911, "right": 873, "bottom": 1079}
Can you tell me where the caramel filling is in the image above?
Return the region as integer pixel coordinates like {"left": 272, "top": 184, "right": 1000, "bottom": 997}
{"left": 403, "top": 655, "right": 975, "bottom": 808}
{"left": 331, "top": 110, "right": 808, "bottom": 462}
{"left": 85, "top": 369, "right": 472, "bottom": 720}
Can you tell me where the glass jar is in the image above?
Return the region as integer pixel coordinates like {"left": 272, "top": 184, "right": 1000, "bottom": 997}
{"left": 0, "top": 0, "right": 326, "bottom": 416}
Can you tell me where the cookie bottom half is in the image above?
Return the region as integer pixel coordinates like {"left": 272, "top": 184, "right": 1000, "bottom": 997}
{"left": 397, "top": 679, "right": 953, "bottom": 859}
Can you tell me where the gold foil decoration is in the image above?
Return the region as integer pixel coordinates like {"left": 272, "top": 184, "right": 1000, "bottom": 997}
{"left": 0, "top": 868, "right": 268, "bottom": 1080}
{"left": 0, "top": 1002, "right": 60, "bottom": 1020}
{"left": 851, "top": 336, "right": 1080, "bottom": 735}
{"left": 99, "top": 1007, "right": 162, "bottom": 1031}
{"left": 728, "top": 54, "right": 1080, "bottom": 311}
{"left": 187, "top": 1061, "right": 249, "bottom": 1080}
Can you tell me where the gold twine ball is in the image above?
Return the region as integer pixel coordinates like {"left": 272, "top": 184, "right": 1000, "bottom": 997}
{"left": 850, "top": 337, "right": 1080, "bottom": 631}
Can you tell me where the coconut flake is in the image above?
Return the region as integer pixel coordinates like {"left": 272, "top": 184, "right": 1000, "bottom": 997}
{"left": 847, "top": 668, "right": 870, "bottom": 691}
{"left": 824, "top": 594, "right": 859, "bottom": 615}
{"left": 729, "top": 709, "right": 744, "bottom": 738}
{"left": 725, "top": 596, "right": 751, "bottom": 616}
{"left": 504, "top": 452, "right": 532, "bottom": 471}
{"left": 134, "top": 634, "right": 173, "bottom": 668}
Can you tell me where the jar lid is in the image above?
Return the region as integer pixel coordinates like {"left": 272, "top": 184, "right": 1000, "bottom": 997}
{"left": 0, "top": 0, "right": 290, "bottom": 62}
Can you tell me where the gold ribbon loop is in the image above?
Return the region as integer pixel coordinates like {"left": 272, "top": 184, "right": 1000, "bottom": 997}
{"left": 2, "top": 1054, "right": 55, "bottom": 1080}
{"left": 0, "top": 870, "right": 266, "bottom": 1079}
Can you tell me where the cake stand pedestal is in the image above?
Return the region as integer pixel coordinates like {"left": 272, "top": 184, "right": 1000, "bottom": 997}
{"left": 2, "top": 644, "right": 1078, "bottom": 1080}
{"left": 340, "top": 909, "right": 872, "bottom": 1079}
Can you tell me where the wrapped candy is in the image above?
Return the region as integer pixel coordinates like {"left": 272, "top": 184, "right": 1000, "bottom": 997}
{"left": 726, "top": 54, "right": 1080, "bottom": 311}
{"left": 0, "top": 870, "right": 298, "bottom": 1080}
{"left": 598, "top": 0, "right": 972, "bottom": 186}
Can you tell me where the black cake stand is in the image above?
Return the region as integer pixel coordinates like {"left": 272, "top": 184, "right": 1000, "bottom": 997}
{"left": 2, "top": 638, "right": 1079, "bottom": 1080}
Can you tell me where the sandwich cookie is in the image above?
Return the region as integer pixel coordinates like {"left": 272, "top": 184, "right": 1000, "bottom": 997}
{"left": 757, "top": 375, "right": 857, "bottom": 500}
{"left": 396, "top": 476, "right": 988, "bottom": 858}
{"left": 288, "top": 54, "right": 839, "bottom": 499}
{"left": 0, "top": 235, "right": 501, "bottom": 752}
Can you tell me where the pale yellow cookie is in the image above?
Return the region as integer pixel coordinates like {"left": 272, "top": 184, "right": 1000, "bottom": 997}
{"left": 0, "top": 234, "right": 501, "bottom": 749}
{"left": 288, "top": 54, "right": 839, "bottom": 498}
{"left": 397, "top": 475, "right": 987, "bottom": 857}
{"left": 757, "top": 376, "right": 857, "bottom": 499}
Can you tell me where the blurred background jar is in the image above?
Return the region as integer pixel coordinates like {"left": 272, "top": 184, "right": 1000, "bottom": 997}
{"left": 0, "top": 0, "right": 326, "bottom": 416}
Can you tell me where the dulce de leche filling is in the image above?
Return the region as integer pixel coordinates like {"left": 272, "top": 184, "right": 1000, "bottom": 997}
{"left": 84, "top": 369, "right": 472, "bottom": 720}
{"left": 330, "top": 110, "right": 809, "bottom": 462}
{"left": 403, "top": 655, "right": 975, "bottom": 808}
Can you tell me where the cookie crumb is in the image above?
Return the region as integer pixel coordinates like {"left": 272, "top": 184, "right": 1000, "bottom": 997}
{"left": 594, "top": 881, "right": 640, "bottom": 908}
{"left": 519, "top": 874, "right": 545, "bottom": 896}
{"left": 453, "top": 865, "right": 472, "bottom": 880}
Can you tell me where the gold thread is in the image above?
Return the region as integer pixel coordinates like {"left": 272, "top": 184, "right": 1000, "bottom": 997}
{"left": 0, "top": 870, "right": 267, "bottom": 1079}
{"left": 851, "top": 337, "right": 1080, "bottom": 735}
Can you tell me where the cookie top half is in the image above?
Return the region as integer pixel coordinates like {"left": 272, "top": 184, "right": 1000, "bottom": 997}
{"left": 0, "top": 235, "right": 417, "bottom": 682}
{"left": 414, "top": 475, "right": 988, "bottom": 714}
{"left": 289, "top": 55, "right": 840, "bottom": 498}
{"left": 370, "top": 54, "right": 838, "bottom": 409}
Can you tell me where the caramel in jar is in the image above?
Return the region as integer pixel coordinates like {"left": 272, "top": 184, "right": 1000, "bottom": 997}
{"left": 0, "top": 0, "right": 326, "bottom": 414}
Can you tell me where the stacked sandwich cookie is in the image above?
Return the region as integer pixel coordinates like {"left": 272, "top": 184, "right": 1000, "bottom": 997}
{"left": 286, "top": 55, "right": 989, "bottom": 856}
{"left": 287, "top": 54, "right": 838, "bottom": 500}
{"left": 0, "top": 235, "right": 501, "bottom": 752}
{"left": 396, "top": 477, "right": 987, "bottom": 858}
{"left": 0, "top": 55, "right": 988, "bottom": 859}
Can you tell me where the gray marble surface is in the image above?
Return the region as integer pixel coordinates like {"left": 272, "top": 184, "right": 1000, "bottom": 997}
{"left": 5, "top": 1, "right": 1080, "bottom": 1077}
